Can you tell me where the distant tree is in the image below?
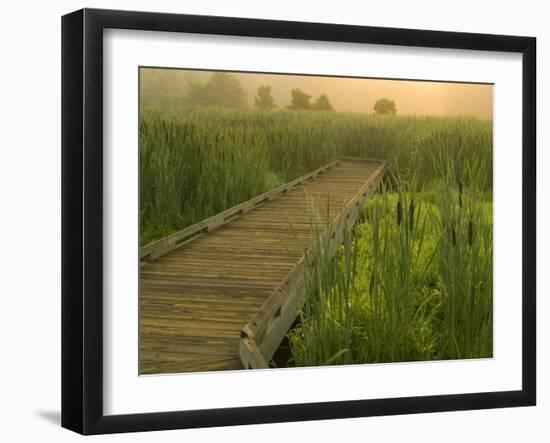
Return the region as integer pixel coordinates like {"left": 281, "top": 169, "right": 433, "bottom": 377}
{"left": 287, "top": 89, "right": 312, "bottom": 110}
{"left": 373, "top": 98, "right": 397, "bottom": 115}
{"left": 312, "top": 93, "right": 334, "bottom": 111}
{"left": 186, "top": 72, "right": 247, "bottom": 108}
{"left": 254, "top": 85, "right": 276, "bottom": 109}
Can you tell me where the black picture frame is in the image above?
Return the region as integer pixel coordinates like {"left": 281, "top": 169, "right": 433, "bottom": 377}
{"left": 61, "top": 8, "right": 536, "bottom": 435}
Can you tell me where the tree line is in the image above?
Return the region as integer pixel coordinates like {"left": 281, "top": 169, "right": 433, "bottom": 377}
{"left": 184, "top": 72, "right": 396, "bottom": 114}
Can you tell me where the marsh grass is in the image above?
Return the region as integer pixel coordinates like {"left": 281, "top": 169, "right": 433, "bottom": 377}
{"left": 430, "top": 154, "right": 493, "bottom": 359}
{"left": 140, "top": 106, "right": 492, "bottom": 245}
{"left": 288, "top": 155, "right": 493, "bottom": 366}
{"left": 139, "top": 104, "right": 493, "bottom": 365}
{"left": 287, "top": 195, "right": 359, "bottom": 366}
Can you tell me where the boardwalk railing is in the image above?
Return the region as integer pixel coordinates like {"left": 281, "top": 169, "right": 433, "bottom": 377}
{"left": 140, "top": 159, "right": 340, "bottom": 262}
{"left": 239, "top": 158, "right": 386, "bottom": 369}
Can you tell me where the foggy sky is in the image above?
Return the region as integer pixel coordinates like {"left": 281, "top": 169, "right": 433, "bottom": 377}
{"left": 140, "top": 68, "right": 493, "bottom": 119}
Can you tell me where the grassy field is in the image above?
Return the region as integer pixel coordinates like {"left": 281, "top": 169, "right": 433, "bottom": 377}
{"left": 140, "top": 106, "right": 492, "bottom": 245}
{"left": 140, "top": 105, "right": 493, "bottom": 365}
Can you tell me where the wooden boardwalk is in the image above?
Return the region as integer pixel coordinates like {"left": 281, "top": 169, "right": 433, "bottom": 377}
{"left": 140, "top": 158, "right": 385, "bottom": 375}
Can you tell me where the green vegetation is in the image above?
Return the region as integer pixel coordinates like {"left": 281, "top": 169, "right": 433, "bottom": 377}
{"left": 140, "top": 106, "right": 492, "bottom": 246}
{"left": 139, "top": 102, "right": 493, "bottom": 365}
{"left": 374, "top": 97, "right": 397, "bottom": 115}
{"left": 254, "top": 85, "right": 277, "bottom": 109}
{"left": 185, "top": 72, "right": 248, "bottom": 108}
{"left": 312, "top": 93, "right": 334, "bottom": 112}
{"left": 288, "top": 157, "right": 492, "bottom": 366}
{"left": 286, "top": 88, "right": 335, "bottom": 111}
{"left": 287, "top": 88, "right": 313, "bottom": 110}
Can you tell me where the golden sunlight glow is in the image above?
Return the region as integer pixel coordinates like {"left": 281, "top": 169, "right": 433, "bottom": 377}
{"left": 140, "top": 68, "right": 493, "bottom": 119}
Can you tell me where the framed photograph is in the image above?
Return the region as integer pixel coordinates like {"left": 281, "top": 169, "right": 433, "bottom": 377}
{"left": 61, "top": 8, "right": 536, "bottom": 435}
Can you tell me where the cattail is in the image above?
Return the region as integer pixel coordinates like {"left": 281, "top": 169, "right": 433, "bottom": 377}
{"left": 397, "top": 199, "right": 403, "bottom": 227}
{"left": 468, "top": 218, "right": 474, "bottom": 246}
{"left": 458, "top": 181, "right": 463, "bottom": 208}
{"left": 369, "top": 269, "right": 375, "bottom": 293}
{"left": 451, "top": 222, "right": 457, "bottom": 246}
{"left": 409, "top": 198, "right": 415, "bottom": 232}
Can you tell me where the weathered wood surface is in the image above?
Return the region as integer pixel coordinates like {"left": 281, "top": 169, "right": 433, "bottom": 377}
{"left": 140, "top": 160, "right": 339, "bottom": 262}
{"left": 140, "top": 158, "right": 385, "bottom": 374}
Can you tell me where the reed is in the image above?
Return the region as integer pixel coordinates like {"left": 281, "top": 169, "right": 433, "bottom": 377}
{"left": 288, "top": 157, "right": 492, "bottom": 366}
{"left": 140, "top": 106, "right": 492, "bottom": 245}
{"left": 430, "top": 153, "right": 493, "bottom": 359}
{"left": 140, "top": 104, "right": 493, "bottom": 365}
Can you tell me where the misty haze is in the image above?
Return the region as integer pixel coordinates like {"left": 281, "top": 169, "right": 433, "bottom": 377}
{"left": 140, "top": 68, "right": 493, "bottom": 118}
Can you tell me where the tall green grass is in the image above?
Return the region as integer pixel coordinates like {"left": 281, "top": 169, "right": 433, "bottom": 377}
{"left": 140, "top": 106, "right": 492, "bottom": 245}
{"left": 139, "top": 103, "right": 493, "bottom": 365}
{"left": 288, "top": 156, "right": 493, "bottom": 366}
{"left": 431, "top": 154, "right": 493, "bottom": 359}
